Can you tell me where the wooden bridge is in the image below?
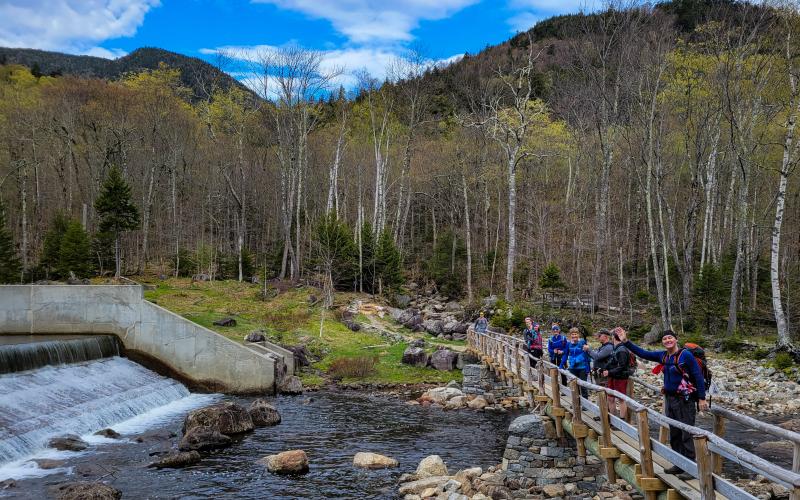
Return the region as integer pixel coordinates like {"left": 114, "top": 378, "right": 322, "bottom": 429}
{"left": 466, "top": 329, "right": 800, "bottom": 500}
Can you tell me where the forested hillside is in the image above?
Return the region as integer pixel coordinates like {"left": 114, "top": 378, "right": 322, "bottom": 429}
{"left": 0, "top": 0, "right": 798, "bottom": 353}
{"left": 0, "top": 47, "right": 251, "bottom": 100}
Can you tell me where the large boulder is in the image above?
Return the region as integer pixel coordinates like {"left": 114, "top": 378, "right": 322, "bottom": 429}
{"left": 393, "top": 294, "right": 412, "bottom": 309}
{"left": 278, "top": 375, "right": 304, "bottom": 395}
{"left": 352, "top": 452, "right": 398, "bottom": 469}
{"left": 403, "top": 311, "right": 423, "bottom": 329}
{"left": 213, "top": 317, "right": 237, "bottom": 327}
{"left": 52, "top": 482, "right": 121, "bottom": 500}
{"left": 148, "top": 451, "right": 201, "bottom": 469}
{"left": 249, "top": 399, "right": 281, "bottom": 427}
{"left": 422, "top": 319, "right": 444, "bottom": 335}
{"left": 421, "top": 387, "right": 464, "bottom": 404}
{"left": 643, "top": 324, "right": 662, "bottom": 345}
{"left": 93, "top": 428, "right": 120, "bottom": 439}
{"left": 429, "top": 349, "right": 459, "bottom": 371}
{"left": 416, "top": 455, "right": 448, "bottom": 478}
{"left": 468, "top": 395, "right": 488, "bottom": 410}
{"left": 259, "top": 450, "right": 309, "bottom": 474}
{"left": 402, "top": 347, "right": 429, "bottom": 367}
{"left": 284, "top": 345, "right": 312, "bottom": 367}
{"left": 481, "top": 295, "right": 499, "bottom": 308}
{"left": 442, "top": 321, "right": 459, "bottom": 334}
{"left": 179, "top": 426, "right": 232, "bottom": 452}
{"left": 183, "top": 402, "right": 254, "bottom": 435}
{"left": 48, "top": 435, "right": 88, "bottom": 452}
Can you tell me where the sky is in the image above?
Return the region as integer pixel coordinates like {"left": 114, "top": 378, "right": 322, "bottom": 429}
{"left": 0, "top": 0, "right": 594, "bottom": 87}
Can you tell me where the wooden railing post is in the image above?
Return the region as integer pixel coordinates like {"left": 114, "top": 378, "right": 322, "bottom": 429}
{"left": 713, "top": 414, "right": 725, "bottom": 475}
{"left": 636, "top": 409, "right": 663, "bottom": 499}
{"left": 693, "top": 434, "right": 715, "bottom": 499}
{"left": 549, "top": 368, "right": 564, "bottom": 438}
{"left": 569, "top": 378, "right": 587, "bottom": 457}
{"left": 598, "top": 392, "right": 618, "bottom": 483}
{"left": 659, "top": 395, "right": 670, "bottom": 444}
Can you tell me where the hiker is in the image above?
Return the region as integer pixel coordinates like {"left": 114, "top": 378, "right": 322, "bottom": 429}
{"left": 475, "top": 311, "right": 489, "bottom": 334}
{"left": 560, "top": 327, "right": 590, "bottom": 398}
{"left": 600, "top": 330, "right": 634, "bottom": 419}
{"left": 583, "top": 328, "right": 614, "bottom": 386}
{"left": 548, "top": 323, "right": 567, "bottom": 366}
{"left": 523, "top": 317, "right": 543, "bottom": 367}
{"left": 616, "top": 327, "right": 708, "bottom": 479}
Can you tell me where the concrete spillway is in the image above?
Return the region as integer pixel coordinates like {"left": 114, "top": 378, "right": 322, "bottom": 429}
{"left": 0, "top": 285, "right": 291, "bottom": 393}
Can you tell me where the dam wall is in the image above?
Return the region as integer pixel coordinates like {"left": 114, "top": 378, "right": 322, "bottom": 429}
{"left": 0, "top": 285, "right": 287, "bottom": 393}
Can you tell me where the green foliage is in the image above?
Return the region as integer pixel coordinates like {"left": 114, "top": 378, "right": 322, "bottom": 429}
{"left": 218, "top": 248, "right": 256, "bottom": 281}
{"left": 40, "top": 212, "right": 69, "bottom": 277}
{"left": 95, "top": 165, "right": 140, "bottom": 236}
{"left": 312, "top": 212, "right": 356, "bottom": 290}
{"left": 489, "top": 301, "right": 529, "bottom": 332}
{"left": 539, "top": 262, "right": 565, "bottom": 289}
{"left": 171, "top": 248, "right": 196, "bottom": 277}
{"left": 426, "top": 231, "right": 465, "bottom": 297}
{"left": 0, "top": 200, "right": 20, "bottom": 283}
{"left": 772, "top": 352, "right": 794, "bottom": 370}
{"left": 58, "top": 220, "right": 92, "bottom": 278}
{"left": 374, "top": 229, "right": 403, "bottom": 293}
{"left": 92, "top": 231, "right": 116, "bottom": 276}
{"left": 691, "top": 263, "right": 728, "bottom": 337}
{"left": 634, "top": 289, "right": 653, "bottom": 304}
{"left": 718, "top": 335, "right": 746, "bottom": 354}
{"left": 750, "top": 347, "right": 770, "bottom": 360}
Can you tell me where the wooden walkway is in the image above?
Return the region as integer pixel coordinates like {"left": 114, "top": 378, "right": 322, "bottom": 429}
{"left": 466, "top": 329, "right": 800, "bottom": 500}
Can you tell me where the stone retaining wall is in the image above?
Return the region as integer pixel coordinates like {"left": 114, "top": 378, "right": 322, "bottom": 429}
{"left": 462, "top": 363, "right": 522, "bottom": 399}
{"left": 501, "top": 414, "right": 605, "bottom": 494}
{"left": 0, "top": 285, "right": 286, "bottom": 393}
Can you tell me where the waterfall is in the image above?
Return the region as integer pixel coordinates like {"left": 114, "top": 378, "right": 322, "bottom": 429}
{"left": 0, "top": 336, "right": 120, "bottom": 374}
{"left": 0, "top": 356, "right": 192, "bottom": 465}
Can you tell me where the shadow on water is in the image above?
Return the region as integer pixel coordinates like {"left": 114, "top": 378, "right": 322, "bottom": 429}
{"left": 7, "top": 391, "right": 517, "bottom": 499}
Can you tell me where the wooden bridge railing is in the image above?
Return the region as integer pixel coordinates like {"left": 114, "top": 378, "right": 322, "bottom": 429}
{"left": 467, "top": 329, "right": 800, "bottom": 500}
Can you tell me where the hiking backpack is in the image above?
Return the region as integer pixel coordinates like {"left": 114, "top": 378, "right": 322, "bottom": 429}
{"left": 661, "top": 343, "right": 712, "bottom": 391}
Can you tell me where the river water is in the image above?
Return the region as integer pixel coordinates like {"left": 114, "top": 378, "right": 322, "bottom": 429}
{"left": 1, "top": 370, "right": 515, "bottom": 499}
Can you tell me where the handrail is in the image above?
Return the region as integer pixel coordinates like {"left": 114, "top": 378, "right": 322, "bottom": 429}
{"left": 467, "top": 328, "right": 800, "bottom": 496}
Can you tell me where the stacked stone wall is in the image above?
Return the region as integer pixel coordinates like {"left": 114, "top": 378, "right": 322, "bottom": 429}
{"left": 462, "top": 363, "right": 522, "bottom": 399}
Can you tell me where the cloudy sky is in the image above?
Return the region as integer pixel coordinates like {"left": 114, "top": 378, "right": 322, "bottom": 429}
{"left": 0, "top": 0, "right": 593, "bottom": 84}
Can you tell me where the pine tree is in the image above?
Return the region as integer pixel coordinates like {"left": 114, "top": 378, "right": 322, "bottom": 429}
{"left": 374, "top": 229, "right": 403, "bottom": 294}
{"left": 313, "top": 211, "right": 356, "bottom": 305}
{"left": 0, "top": 200, "right": 20, "bottom": 283}
{"left": 95, "top": 166, "right": 139, "bottom": 277}
{"left": 692, "top": 263, "right": 728, "bottom": 337}
{"left": 58, "top": 220, "right": 92, "bottom": 278}
{"left": 539, "top": 262, "right": 565, "bottom": 289}
{"left": 41, "top": 212, "right": 69, "bottom": 278}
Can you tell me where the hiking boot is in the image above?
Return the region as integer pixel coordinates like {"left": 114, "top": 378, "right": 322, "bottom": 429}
{"left": 664, "top": 466, "right": 683, "bottom": 475}
{"left": 677, "top": 472, "right": 694, "bottom": 480}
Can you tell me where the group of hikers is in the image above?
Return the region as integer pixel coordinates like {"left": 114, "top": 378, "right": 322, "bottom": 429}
{"left": 473, "top": 312, "right": 709, "bottom": 479}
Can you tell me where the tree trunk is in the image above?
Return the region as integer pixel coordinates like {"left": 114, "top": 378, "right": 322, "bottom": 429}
{"left": 505, "top": 154, "right": 517, "bottom": 302}
{"left": 462, "top": 174, "right": 473, "bottom": 303}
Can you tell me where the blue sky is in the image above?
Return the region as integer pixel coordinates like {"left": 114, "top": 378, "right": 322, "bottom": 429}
{"left": 0, "top": 0, "right": 591, "bottom": 86}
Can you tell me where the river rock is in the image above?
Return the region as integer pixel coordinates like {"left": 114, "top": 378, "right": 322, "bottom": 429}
{"left": 0, "top": 479, "right": 15, "bottom": 489}
{"left": 34, "top": 459, "right": 66, "bottom": 469}
{"left": 402, "top": 347, "right": 428, "bottom": 367}
{"left": 352, "top": 452, "right": 399, "bottom": 469}
{"left": 178, "top": 426, "right": 232, "bottom": 451}
{"left": 285, "top": 344, "right": 312, "bottom": 367}
{"left": 779, "top": 418, "right": 800, "bottom": 432}
{"left": 259, "top": 449, "right": 309, "bottom": 474}
{"left": 421, "top": 387, "right": 464, "bottom": 404}
{"left": 94, "top": 428, "right": 121, "bottom": 439}
{"left": 52, "top": 482, "right": 121, "bottom": 500}
{"left": 134, "top": 429, "right": 176, "bottom": 443}
{"left": 429, "top": 349, "right": 458, "bottom": 371}
{"left": 278, "top": 375, "right": 304, "bottom": 394}
{"left": 398, "top": 476, "right": 451, "bottom": 495}
{"left": 249, "top": 399, "right": 281, "bottom": 426}
{"left": 213, "top": 317, "right": 237, "bottom": 327}
{"left": 48, "top": 435, "right": 89, "bottom": 451}
{"left": 148, "top": 451, "right": 201, "bottom": 469}
{"left": 468, "top": 395, "right": 489, "bottom": 410}
{"left": 245, "top": 331, "right": 266, "bottom": 342}
{"left": 183, "top": 402, "right": 254, "bottom": 435}
{"left": 416, "top": 455, "right": 448, "bottom": 478}
{"left": 444, "top": 395, "right": 467, "bottom": 409}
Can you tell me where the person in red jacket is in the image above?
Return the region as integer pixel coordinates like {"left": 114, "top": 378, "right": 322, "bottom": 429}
{"left": 523, "top": 317, "right": 542, "bottom": 367}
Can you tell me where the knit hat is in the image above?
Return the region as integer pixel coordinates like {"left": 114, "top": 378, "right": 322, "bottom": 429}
{"left": 596, "top": 328, "right": 611, "bottom": 337}
{"left": 551, "top": 324, "right": 560, "bottom": 332}
{"left": 661, "top": 330, "right": 677, "bottom": 340}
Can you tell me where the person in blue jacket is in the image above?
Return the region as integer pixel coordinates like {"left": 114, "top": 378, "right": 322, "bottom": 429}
{"left": 548, "top": 324, "right": 567, "bottom": 366}
{"left": 615, "top": 327, "right": 708, "bottom": 478}
{"left": 560, "top": 328, "right": 590, "bottom": 398}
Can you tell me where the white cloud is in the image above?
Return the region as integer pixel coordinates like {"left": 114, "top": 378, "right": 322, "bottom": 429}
{"left": 203, "top": 44, "right": 464, "bottom": 91}
{"left": 0, "top": 0, "right": 158, "bottom": 56}
{"left": 251, "top": 0, "right": 479, "bottom": 43}
{"left": 508, "top": 12, "right": 542, "bottom": 33}
{"left": 84, "top": 46, "right": 128, "bottom": 59}
{"left": 506, "top": 0, "right": 601, "bottom": 33}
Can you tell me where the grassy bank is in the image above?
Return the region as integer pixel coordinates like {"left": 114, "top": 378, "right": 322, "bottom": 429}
{"left": 138, "top": 277, "right": 461, "bottom": 387}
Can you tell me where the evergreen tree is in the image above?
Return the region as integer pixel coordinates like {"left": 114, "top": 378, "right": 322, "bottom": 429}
{"left": 427, "top": 231, "right": 465, "bottom": 297}
{"left": 359, "top": 221, "right": 376, "bottom": 293}
{"left": 95, "top": 166, "right": 139, "bottom": 277}
{"left": 0, "top": 199, "right": 20, "bottom": 283}
{"left": 539, "top": 262, "right": 565, "bottom": 289}
{"left": 312, "top": 211, "right": 357, "bottom": 304}
{"left": 58, "top": 220, "right": 92, "bottom": 278}
{"left": 41, "top": 212, "right": 69, "bottom": 278}
{"left": 692, "top": 263, "right": 728, "bottom": 337}
{"left": 374, "top": 229, "right": 403, "bottom": 294}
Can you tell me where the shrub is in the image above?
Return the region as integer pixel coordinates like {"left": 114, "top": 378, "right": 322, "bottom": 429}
{"left": 718, "top": 336, "right": 746, "bottom": 354}
{"left": 772, "top": 352, "right": 794, "bottom": 370}
{"left": 750, "top": 347, "right": 770, "bottom": 360}
{"left": 327, "top": 356, "right": 378, "bottom": 379}
{"left": 539, "top": 262, "right": 565, "bottom": 289}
